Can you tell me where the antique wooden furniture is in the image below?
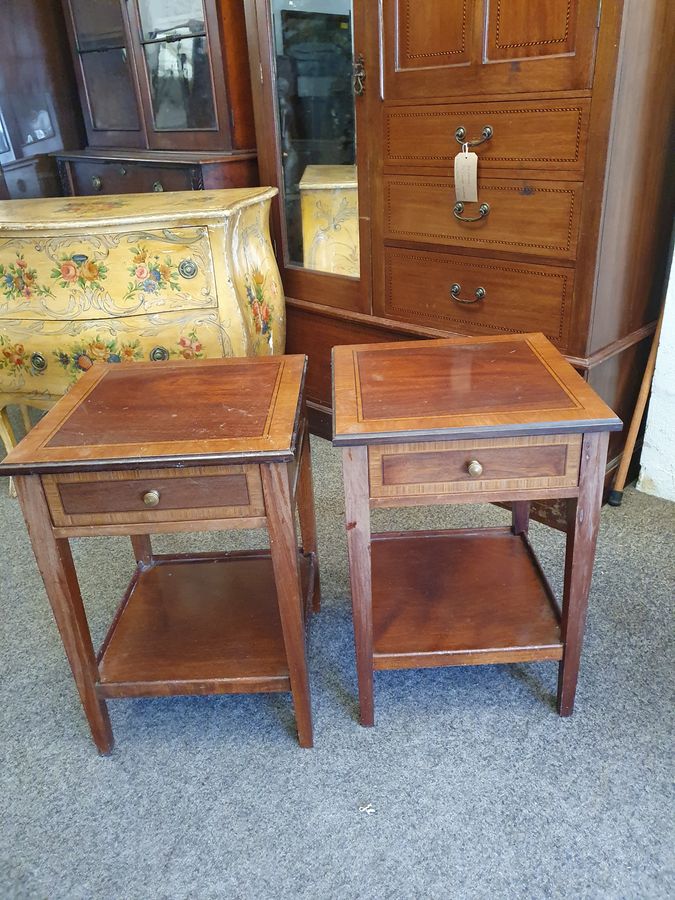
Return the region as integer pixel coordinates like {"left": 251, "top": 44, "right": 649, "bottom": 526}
{"left": 298, "top": 165, "right": 359, "bottom": 277}
{"left": 0, "top": 188, "right": 284, "bottom": 456}
{"left": 0, "top": 355, "right": 319, "bottom": 751}
{"left": 0, "top": 0, "right": 84, "bottom": 199}
{"left": 333, "top": 333, "right": 621, "bottom": 724}
{"left": 245, "top": 0, "right": 673, "bottom": 507}
{"left": 55, "top": 0, "right": 258, "bottom": 195}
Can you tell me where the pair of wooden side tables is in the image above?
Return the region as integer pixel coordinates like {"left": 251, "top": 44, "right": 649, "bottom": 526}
{"left": 1, "top": 334, "right": 621, "bottom": 752}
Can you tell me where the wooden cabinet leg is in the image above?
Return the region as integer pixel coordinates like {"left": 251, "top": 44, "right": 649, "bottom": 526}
{"left": 14, "top": 475, "right": 114, "bottom": 753}
{"left": 296, "top": 423, "right": 321, "bottom": 611}
{"left": 131, "top": 534, "right": 153, "bottom": 567}
{"left": 557, "top": 431, "right": 609, "bottom": 716}
{"left": 19, "top": 404, "right": 32, "bottom": 434}
{"left": 342, "top": 445, "right": 374, "bottom": 727}
{"left": 0, "top": 407, "right": 18, "bottom": 497}
{"left": 262, "top": 462, "right": 314, "bottom": 748}
{"left": 511, "top": 501, "right": 530, "bottom": 535}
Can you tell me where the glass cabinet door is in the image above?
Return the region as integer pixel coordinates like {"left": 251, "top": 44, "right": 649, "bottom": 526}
{"left": 256, "top": 0, "right": 368, "bottom": 313}
{"left": 126, "top": 0, "right": 230, "bottom": 150}
{"left": 68, "top": 0, "right": 143, "bottom": 143}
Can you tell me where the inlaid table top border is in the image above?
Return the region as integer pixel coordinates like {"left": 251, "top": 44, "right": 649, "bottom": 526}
{"left": 332, "top": 333, "right": 622, "bottom": 445}
{"left": 0, "top": 355, "right": 307, "bottom": 475}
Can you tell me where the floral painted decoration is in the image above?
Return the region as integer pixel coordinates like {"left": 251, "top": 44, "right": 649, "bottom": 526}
{"left": 125, "top": 246, "right": 181, "bottom": 299}
{"left": 51, "top": 254, "right": 109, "bottom": 292}
{"left": 54, "top": 336, "right": 143, "bottom": 379}
{"left": 0, "top": 335, "right": 31, "bottom": 375}
{"left": 0, "top": 254, "right": 55, "bottom": 301}
{"left": 175, "top": 330, "right": 205, "bottom": 360}
{"left": 245, "top": 270, "right": 274, "bottom": 337}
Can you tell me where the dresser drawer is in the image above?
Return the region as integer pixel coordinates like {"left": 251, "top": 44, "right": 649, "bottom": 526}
{"left": 67, "top": 159, "right": 195, "bottom": 196}
{"left": 384, "top": 177, "right": 582, "bottom": 261}
{"left": 383, "top": 248, "right": 573, "bottom": 348}
{"left": 0, "top": 309, "right": 226, "bottom": 400}
{"left": 368, "top": 435, "right": 582, "bottom": 501}
{"left": 385, "top": 99, "right": 590, "bottom": 175}
{"left": 43, "top": 465, "right": 266, "bottom": 527}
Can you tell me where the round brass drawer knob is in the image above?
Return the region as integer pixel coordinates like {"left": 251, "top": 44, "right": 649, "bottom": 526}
{"left": 91, "top": 175, "right": 103, "bottom": 191}
{"left": 142, "top": 489, "right": 161, "bottom": 507}
{"left": 467, "top": 460, "right": 483, "bottom": 478}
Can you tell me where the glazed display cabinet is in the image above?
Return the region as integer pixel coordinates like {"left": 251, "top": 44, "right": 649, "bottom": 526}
{"left": 244, "top": 0, "right": 674, "bottom": 518}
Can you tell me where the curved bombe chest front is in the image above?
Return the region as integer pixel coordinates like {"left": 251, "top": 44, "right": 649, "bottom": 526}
{"left": 0, "top": 188, "right": 284, "bottom": 454}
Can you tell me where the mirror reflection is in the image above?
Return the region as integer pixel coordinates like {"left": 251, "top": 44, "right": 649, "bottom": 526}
{"left": 272, "top": 0, "right": 359, "bottom": 277}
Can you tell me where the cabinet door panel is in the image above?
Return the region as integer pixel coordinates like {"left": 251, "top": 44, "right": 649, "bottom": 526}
{"left": 383, "top": 0, "right": 601, "bottom": 98}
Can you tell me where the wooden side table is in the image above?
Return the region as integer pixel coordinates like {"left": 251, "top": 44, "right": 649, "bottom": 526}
{"left": 0, "top": 355, "right": 320, "bottom": 751}
{"left": 332, "top": 333, "right": 622, "bottom": 725}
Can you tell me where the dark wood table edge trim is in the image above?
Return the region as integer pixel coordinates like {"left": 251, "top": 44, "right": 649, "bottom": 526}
{"left": 372, "top": 646, "right": 565, "bottom": 669}
{"left": 96, "top": 676, "right": 292, "bottom": 699}
{"left": 332, "top": 418, "right": 622, "bottom": 447}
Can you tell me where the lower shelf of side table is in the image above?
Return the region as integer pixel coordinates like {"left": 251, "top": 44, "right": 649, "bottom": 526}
{"left": 96, "top": 549, "right": 314, "bottom": 699}
{"left": 371, "top": 528, "right": 563, "bottom": 670}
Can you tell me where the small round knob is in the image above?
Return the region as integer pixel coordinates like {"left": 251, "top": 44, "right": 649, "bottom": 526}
{"left": 467, "top": 460, "right": 483, "bottom": 478}
{"left": 152, "top": 180, "right": 164, "bottom": 192}
{"left": 142, "top": 489, "right": 160, "bottom": 507}
{"left": 91, "top": 175, "right": 102, "bottom": 191}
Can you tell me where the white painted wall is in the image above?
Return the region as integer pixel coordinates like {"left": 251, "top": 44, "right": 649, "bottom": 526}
{"left": 637, "top": 251, "right": 675, "bottom": 502}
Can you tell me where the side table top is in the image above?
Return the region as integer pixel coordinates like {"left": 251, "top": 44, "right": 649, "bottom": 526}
{"left": 332, "top": 333, "right": 621, "bottom": 445}
{"left": 0, "top": 355, "right": 307, "bottom": 475}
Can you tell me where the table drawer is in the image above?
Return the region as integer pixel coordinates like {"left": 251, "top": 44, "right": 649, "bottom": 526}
{"left": 383, "top": 248, "right": 573, "bottom": 348}
{"left": 384, "top": 99, "right": 590, "bottom": 174}
{"left": 43, "top": 465, "right": 266, "bottom": 527}
{"left": 368, "top": 435, "right": 582, "bottom": 500}
{"left": 384, "top": 177, "right": 582, "bottom": 261}
{"left": 67, "top": 159, "right": 195, "bottom": 196}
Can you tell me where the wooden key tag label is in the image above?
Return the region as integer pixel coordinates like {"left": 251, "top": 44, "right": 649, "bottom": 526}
{"left": 454, "top": 144, "right": 478, "bottom": 202}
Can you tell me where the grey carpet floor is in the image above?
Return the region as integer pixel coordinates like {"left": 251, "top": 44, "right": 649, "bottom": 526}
{"left": 1, "top": 429, "right": 674, "bottom": 900}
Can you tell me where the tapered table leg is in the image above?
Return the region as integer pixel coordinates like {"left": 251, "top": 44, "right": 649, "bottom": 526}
{"left": 511, "top": 501, "right": 530, "bottom": 535}
{"left": 557, "top": 431, "right": 609, "bottom": 716}
{"left": 14, "top": 475, "right": 114, "bottom": 753}
{"left": 131, "top": 534, "right": 153, "bottom": 567}
{"left": 296, "top": 422, "right": 321, "bottom": 611}
{"left": 262, "top": 462, "right": 313, "bottom": 748}
{"left": 342, "top": 445, "right": 374, "bottom": 727}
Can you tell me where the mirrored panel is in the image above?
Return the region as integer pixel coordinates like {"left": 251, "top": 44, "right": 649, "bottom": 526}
{"left": 71, "top": 0, "right": 126, "bottom": 51}
{"left": 81, "top": 50, "right": 140, "bottom": 130}
{"left": 272, "top": 0, "right": 359, "bottom": 277}
{"left": 143, "top": 36, "right": 216, "bottom": 130}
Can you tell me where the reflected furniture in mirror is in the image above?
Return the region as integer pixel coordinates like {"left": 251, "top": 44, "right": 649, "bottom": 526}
{"left": 56, "top": 0, "right": 258, "bottom": 195}
{"left": 0, "top": 188, "right": 284, "bottom": 457}
{"left": 0, "top": 0, "right": 84, "bottom": 199}
{"left": 244, "top": 0, "right": 674, "bottom": 526}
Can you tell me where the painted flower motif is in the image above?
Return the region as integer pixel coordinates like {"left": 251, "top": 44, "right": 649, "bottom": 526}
{"left": 125, "top": 245, "right": 181, "bottom": 300}
{"left": 245, "top": 269, "right": 274, "bottom": 338}
{"left": 51, "top": 254, "right": 108, "bottom": 291}
{"left": 177, "top": 333, "right": 203, "bottom": 359}
{"left": 54, "top": 336, "right": 143, "bottom": 381}
{"left": 0, "top": 254, "right": 54, "bottom": 302}
{"left": 60, "top": 262, "right": 78, "bottom": 282}
{"left": 0, "top": 336, "right": 31, "bottom": 376}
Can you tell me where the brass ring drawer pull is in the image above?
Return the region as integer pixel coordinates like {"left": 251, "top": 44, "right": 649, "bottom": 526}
{"left": 467, "top": 460, "right": 483, "bottom": 478}
{"left": 152, "top": 181, "right": 164, "bottom": 192}
{"left": 455, "top": 125, "right": 493, "bottom": 147}
{"left": 91, "top": 175, "right": 102, "bottom": 192}
{"left": 453, "top": 202, "right": 490, "bottom": 223}
{"left": 142, "top": 489, "right": 161, "bottom": 507}
{"left": 450, "top": 283, "right": 486, "bottom": 304}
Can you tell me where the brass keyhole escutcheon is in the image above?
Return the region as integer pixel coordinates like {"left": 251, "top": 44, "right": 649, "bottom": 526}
{"left": 142, "top": 489, "right": 160, "bottom": 507}
{"left": 467, "top": 460, "right": 483, "bottom": 478}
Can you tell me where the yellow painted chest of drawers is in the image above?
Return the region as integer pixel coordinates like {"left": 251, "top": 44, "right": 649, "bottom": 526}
{"left": 0, "top": 188, "right": 284, "bottom": 453}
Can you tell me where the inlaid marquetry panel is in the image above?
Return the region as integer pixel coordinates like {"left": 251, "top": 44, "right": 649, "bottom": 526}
{"left": 396, "top": 0, "right": 474, "bottom": 69}
{"left": 487, "top": 0, "right": 579, "bottom": 61}
{"left": 368, "top": 434, "right": 582, "bottom": 500}
{"left": 384, "top": 177, "right": 582, "bottom": 260}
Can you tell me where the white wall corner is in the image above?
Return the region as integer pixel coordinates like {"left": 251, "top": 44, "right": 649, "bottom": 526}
{"left": 637, "top": 250, "right": 675, "bottom": 502}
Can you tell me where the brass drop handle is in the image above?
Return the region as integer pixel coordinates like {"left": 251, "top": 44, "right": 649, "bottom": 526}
{"left": 91, "top": 175, "right": 103, "bottom": 192}
{"left": 453, "top": 202, "right": 490, "bottom": 222}
{"left": 142, "top": 489, "right": 161, "bottom": 507}
{"left": 152, "top": 181, "right": 164, "bottom": 192}
{"left": 455, "top": 125, "right": 493, "bottom": 147}
{"left": 467, "top": 460, "right": 483, "bottom": 478}
{"left": 450, "top": 283, "right": 486, "bottom": 304}
{"left": 352, "top": 54, "right": 366, "bottom": 96}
